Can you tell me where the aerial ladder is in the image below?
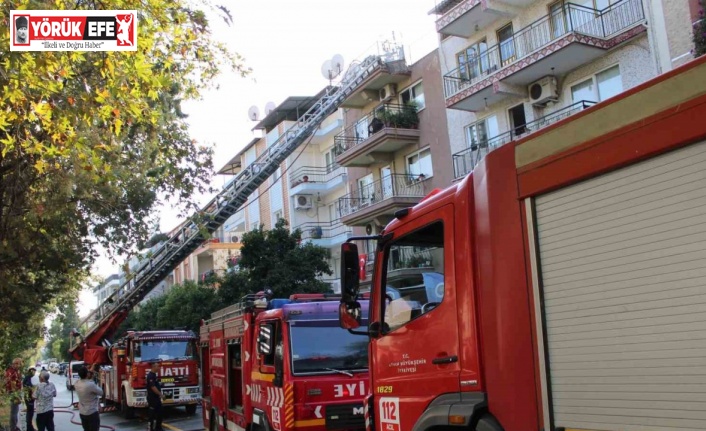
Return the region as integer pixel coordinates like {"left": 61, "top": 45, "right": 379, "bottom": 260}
{"left": 69, "top": 49, "right": 406, "bottom": 362}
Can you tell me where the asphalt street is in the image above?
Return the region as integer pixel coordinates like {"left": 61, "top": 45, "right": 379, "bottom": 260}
{"left": 20, "top": 373, "right": 205, "bottom": 431}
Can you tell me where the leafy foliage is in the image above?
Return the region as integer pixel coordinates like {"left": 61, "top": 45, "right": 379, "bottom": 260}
{"left": 45, "top": 300, "right": 81, "bottom": 362}
{"left": 0, "top": 0, "right": 248, "bottom": 358}
{"left": 695, "top": 0, "right": 706, "bottom": 57}
{"left": 218, "top": 219, "right": 333, "bottom": 303}
{"left": 116, "top": 281, "right": 220, "bottom": 336}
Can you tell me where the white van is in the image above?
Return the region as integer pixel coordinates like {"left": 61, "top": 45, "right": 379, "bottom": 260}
{"left": 66, "top": 360, "right": 84, "bottom": 391}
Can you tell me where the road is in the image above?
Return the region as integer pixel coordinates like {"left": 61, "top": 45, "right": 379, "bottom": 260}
{"left": 23, "top": 373, "right": 205, "bottom": 431}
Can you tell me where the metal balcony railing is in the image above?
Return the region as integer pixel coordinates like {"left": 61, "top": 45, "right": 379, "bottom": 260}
{"left": 289, "top": 165, "right": 345, "bottom": 188}
{"left": 338, "top": 174, "right": 427, "bottom": 217}
{"left": 443, "top": 0, "right": 645, "bottom": 97}
{"left": 295, "top": 220, "right": 352, "bottom": 241}
{"left": 452, "top": 100, "right": 596, "bottom": 178}
{"left": 333, "top": 102, "right": 419, "bottom": 156}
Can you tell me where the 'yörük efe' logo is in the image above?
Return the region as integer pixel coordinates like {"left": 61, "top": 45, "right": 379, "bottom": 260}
{"left": 10, "top": 10, "right": 137, "bottom": 52}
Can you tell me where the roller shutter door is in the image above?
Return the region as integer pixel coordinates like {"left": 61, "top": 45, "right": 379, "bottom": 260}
{"left": 534, "top": 140, "right": 706, "bottom": 431}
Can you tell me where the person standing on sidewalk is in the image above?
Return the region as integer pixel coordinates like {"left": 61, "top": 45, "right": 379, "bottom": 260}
{"left": 4, "top": 357, "right": 23, "bottom": 431}
{"left": 33, "top": 371, "right": 56, "bottom": 431}
{"left": 22, "top": 367, "right": 37, "bottom": 431}
{"left": 147, "top": 361, "right": 166, "bottom": 431}
{"left": 74, "top": 365, "right": 103, "bottom": 431}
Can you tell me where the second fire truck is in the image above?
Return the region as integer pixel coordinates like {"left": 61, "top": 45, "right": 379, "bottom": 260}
{"left": 201, "top": 293, "right": 369, "bottom": 431}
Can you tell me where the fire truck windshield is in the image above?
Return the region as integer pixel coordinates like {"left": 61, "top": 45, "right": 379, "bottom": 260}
{"left": 289, "top": 322, "right": 368, "bottom": 375}
{"left": 134, "top": 340, "right": 195, "bottom": 362}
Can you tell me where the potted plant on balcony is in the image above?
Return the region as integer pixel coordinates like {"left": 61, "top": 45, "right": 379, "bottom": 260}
{"left": 310, "top": 226, "right": 323, "bottom": 239}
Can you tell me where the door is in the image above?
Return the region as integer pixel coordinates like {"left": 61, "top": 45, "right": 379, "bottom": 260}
{"left": 508, "top": 104, "right": 527, "bottom": 137}
{"left": 497, "top": 23, "right": 515, "bottom": 66}
{"left": 370, "top": 206, "right": 460, "bottom": 431}
{"left": 381, "top": 166, "right": 393, "bottom": 199}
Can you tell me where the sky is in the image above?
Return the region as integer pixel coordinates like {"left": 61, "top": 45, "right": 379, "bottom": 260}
{"left": 79, "top": 0, "right": 442, "bottom": 314}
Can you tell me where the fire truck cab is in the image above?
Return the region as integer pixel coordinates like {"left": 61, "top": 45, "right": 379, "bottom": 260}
{"left": 100, "top": 330, "right": 201, "bottom": 418}
{"left": 201, "top": 293, "right": 369, "bottom": 431}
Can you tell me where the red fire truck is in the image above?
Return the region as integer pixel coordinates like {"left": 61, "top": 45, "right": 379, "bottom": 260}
{"left": 201, "top": 293, "right": 369, "bottom": 431}
{"left": 72, "top": 328, "right": 201, "bottom": 418}
{"left": 101, "top": 330, "right": 200, "bottom": 418}
{"left": 339, "top": 56, "right": 706, "bottom": 431}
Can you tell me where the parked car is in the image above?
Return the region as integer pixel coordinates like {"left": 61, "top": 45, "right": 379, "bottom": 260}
{"left": 48, "top": 362, "right": 59, "bottom": 373}
{"left": 58, "top": 362, "right": 69, "bottom": 375}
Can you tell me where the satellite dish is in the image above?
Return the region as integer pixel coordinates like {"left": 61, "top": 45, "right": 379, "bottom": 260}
{"left": 331, "top": 54, "right": 345, "bottom": 76}
{"left": 321, "top": 59, "right": 334, "bottom": 80}
{"left": 247, "top": 105, "right": 260, "bottom": 121}
{"left": 264, "top": 101, "right": 276, "bottom": 115}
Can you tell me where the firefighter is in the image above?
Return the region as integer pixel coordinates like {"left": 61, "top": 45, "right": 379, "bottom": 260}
{"left": 147, "top": 360, "right": 166, "bottom": 431}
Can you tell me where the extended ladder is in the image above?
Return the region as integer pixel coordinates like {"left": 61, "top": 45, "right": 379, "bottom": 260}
{"left": 73, "top": 52, "right": 401, "bottom": 352}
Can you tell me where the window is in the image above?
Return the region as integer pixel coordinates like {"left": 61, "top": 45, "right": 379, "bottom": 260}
{"left": 273, "top": 210, "right": 283, "bottom": 223}
{"left": 382, "top": 221, "right": 445, "bottom": 332}
{"left": 465, "top": 115, "right": 499, "bottom": 150}
{"left": 407, "top": 148, "right": 433, "bottom": 179}
{"left": 456, "top": 39, "right": 489, "bottom": 80}
{"left": 325, "top": 150, "right": 335, "bottom": 173}
{"left": 497, "top": 23, "right": 515, "bottom": 66}
{"left": 400, "top": 81, "right": 425, "bottom": 110}
{"left": 358, "top": 174, "right": 374, "bottom": 204}
{"left": 571, "top": 65, "right": 622, "bottom": 103}
{"left": 289, "top": 322, "right": 368, "bottom": 375}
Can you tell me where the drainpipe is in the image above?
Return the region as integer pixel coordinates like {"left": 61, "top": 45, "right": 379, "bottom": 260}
{"left": 644, "top": 0, "right": 672, "bottom": 74}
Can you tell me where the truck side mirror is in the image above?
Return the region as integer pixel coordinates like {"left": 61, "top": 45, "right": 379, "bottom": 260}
{"left": 339, "top": 302, "right": 361, "bottom": 330}
{"left": 257, "top": 324, "right": 274, "bottom": 355}
{"left": 340, "top": 242, "right": 360, "bottom": 304}
{"left": 273, "top": 343, "right": 284, "bottom": 387}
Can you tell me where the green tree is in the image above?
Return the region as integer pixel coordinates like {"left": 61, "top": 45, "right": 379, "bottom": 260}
{"left": 218, "top": 219, "right": 333, "bottom": 303}
{"left": 156, "top": 281, "right": 221, "bottom": 333}
{"left": 0, "top": 0, "right": 249, "bottom": 356}
{"left": 115, "top": 281, "right": 220, "bottom": 336}
{"left": 695, "top": 0, "right": 706, "bottom": 57}
{"left": 45, "top": 300, "right": 81, "bottom": 362}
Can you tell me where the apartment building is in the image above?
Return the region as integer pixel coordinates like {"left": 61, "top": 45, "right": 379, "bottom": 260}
{"left": 286, "top": 107, "right": 349, "bottom": 292}
{"left": 333, "top": 45, "right": 452, "bottom": 279}
{"left": 431, "top": 0, "right": 663, "bottom": 179}
{"left": 93, "top": 273, "right": 121, "bottom": 305}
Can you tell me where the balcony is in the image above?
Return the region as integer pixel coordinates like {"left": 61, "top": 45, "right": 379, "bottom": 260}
{"left": 434, "top": 0, "right": 533, "bottom": 38}
{"left": 340, "top": 47, "right": 411, "bottom": 109}
{"left": 334, "top": 102, "right": 420, "bottom": 167}
{"left": 296, "top": 220, "right": 352, "bottom": 248}
{"left": 289, "top": 165, "right": 347, "bottom": 195}
{"left": 443, "top": 0, "right": 646, "bottom": 111}
{"left": 338, "top": 174, "right": 427, "bottom": 226}
{"left": 452, "top": 100, "right": 596, "bottom": 178}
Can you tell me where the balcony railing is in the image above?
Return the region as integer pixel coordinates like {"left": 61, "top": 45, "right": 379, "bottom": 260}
{"left": 452, "top": 100, "right": 596, "bottom": 178}
{"left": 443, "top": 0, "right": 644, "bottom": 97}
{"left": 295, "top": 220, "right": 352, "bottom": 241}
{"left": 338, "top": 174, "right": 427, "bottom": 217}
{"left": 289, "top": 165, "right": 345, "bottom": 188}
{"left": 333, "top": 102, "right": 420, "bottom": 156}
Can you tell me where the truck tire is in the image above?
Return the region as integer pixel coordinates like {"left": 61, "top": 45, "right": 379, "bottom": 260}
{"left": 185, "top": 404, "right": 197, "bottom": 415}
{"left": 474, "top": 413, "right": 503, "bottom": 431}
{"left": 121, "top": 389, "right": 135, "bottom": 419}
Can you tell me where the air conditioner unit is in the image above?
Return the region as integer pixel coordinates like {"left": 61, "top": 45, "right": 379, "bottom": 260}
{"left": 294, "top": 194, "right": 313, "bottom": 210}
{"left": 365, "top": 223, "right": 382, "bottom": 235}
{"left": 379, "top": 84, "right": 397, "bottom": 101}
{"left": 528, "top": 76, "right": 559, "bottom": 107}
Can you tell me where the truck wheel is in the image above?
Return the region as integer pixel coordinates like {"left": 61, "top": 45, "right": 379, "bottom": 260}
{"left": 474, "top": 413, "right": 503, "bottom": 431}
{"left": 121, "top": 389, "right": 135, "bottom": 419}
{"left": 185, "top": 404, "right": 197, "bottom": 415}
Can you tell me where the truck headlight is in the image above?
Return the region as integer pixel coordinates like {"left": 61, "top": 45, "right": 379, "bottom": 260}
{"left": 133, "top": 390, "right": 146, "bottom": 398}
